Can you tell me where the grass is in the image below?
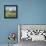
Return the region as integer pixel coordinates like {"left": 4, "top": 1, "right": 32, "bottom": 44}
{"left": 5, "top": 10, "right": 16, "bottom": 17}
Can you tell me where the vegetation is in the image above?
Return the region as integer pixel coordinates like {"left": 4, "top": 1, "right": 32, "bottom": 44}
{"left": 5, "top": 10, "right": 16, "bottom": 17}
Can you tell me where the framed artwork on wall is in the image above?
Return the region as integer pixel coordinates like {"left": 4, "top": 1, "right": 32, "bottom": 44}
{"left": 4, "top": 5, "right": 18, "bottom": 19}
{"left": 18, "top": 24, "right": 46, "bottom": 42}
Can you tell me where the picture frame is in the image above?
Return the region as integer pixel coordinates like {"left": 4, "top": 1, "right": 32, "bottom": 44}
{"left": 18, "top": 24, "right": 46, "bottom": 42}
{"left": 4, "top": 5, "right": 18, "bottom": 19}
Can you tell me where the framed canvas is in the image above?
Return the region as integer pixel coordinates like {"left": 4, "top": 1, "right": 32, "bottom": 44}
{"left": 4, "top": 5, "right": 18, "bottom": 19}
{"left": 18, "top": 24, "right": 46, "bottom": 42}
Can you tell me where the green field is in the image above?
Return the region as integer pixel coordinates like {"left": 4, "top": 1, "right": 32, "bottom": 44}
{"left": 5, "top": 10, "right": 16, "bottom": 17}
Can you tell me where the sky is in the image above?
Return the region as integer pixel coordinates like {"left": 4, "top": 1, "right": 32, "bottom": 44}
{"left": 6, "top": 6, "right": 16, "bottom": 11}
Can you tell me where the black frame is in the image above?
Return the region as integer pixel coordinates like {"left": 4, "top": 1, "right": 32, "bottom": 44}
{"left": 4, "top": 5, "right": 18, "bottom": 19}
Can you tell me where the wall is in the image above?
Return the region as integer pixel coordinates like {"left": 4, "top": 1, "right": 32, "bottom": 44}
{"left": 0, "top": 0, "right": 46, "bottom": 44}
